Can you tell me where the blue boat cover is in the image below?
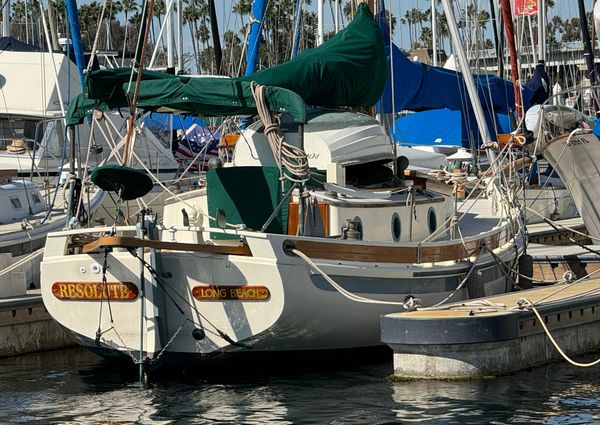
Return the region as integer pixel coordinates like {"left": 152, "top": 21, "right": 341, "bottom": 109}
{"left": 376, "top": 12, "right": 533, "bottom": 116}
{"left": 379, "top": 43, "right": 533, "bottom": 115}
{"left": 393, "top": 108, "right": 513, "bottom": 148}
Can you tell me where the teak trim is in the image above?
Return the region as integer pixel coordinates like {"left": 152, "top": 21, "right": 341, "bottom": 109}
{"left": 82, "top": 236, "right": 252, "bottom": 256}
{"left": 289, "top": 226, "right": 511, "bottom": 264}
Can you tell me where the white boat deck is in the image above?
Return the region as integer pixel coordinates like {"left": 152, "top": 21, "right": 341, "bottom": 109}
{"left": 452, "top": 197, "right": 507, "bottom": 238}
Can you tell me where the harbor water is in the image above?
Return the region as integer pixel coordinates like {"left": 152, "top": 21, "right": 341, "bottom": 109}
{"left": 0, "top": 347, "right": 599, "bottom": 424}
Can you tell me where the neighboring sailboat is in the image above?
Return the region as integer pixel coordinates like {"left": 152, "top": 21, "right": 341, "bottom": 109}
{"left": 40, "top": 4, "right": 524, "bottom": 369}
{"left": 528, "top": 0, "right": 600, "bottom": 239}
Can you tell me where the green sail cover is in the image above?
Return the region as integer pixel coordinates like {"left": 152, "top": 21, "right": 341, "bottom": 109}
{"left": 66, "top": 79, "right": 306, "bottom": 125}
{"left": 65, "top": 3, "right": 384, "bottom": 125}
{"left": 240, "top": 3, "right": 386, "bottom": 107}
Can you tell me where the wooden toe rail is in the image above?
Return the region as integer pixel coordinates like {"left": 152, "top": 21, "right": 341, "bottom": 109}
{"left": 82, "top": 236, "right": 252, "bottom": 256}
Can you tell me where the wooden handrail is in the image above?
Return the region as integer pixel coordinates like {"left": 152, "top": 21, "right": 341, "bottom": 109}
{"left": 82, "top": 236, "right": 252, "bottom": 256}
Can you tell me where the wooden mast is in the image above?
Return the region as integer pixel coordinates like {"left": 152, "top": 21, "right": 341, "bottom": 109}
{"left": 499, "top": 0, "right": 523, "bottom": 122}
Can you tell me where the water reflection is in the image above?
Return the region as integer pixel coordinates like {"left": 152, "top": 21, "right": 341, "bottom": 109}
{"left": 1, "top": 348, "right": 600, "bottom": 423}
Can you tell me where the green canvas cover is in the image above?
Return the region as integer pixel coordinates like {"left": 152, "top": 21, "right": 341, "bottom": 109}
{"left": 240, "top": 3, "right": 386, "bottom": 108}
{"left": 206, "top": 167, "right": 290, "bottom": 239}
{"left": 65, "top": 3, "right": 385, "bottom": 125}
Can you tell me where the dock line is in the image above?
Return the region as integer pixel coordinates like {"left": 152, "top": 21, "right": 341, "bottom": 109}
{"left": 519, "top": 297, "right": 600, "bottom": 367}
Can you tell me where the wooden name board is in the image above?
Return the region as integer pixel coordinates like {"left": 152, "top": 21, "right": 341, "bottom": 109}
{"left": 192, "top": 285, "right": 270, "bottom": 301}
{"left": 52, "top": 282, "right": 138, "bottom": 301}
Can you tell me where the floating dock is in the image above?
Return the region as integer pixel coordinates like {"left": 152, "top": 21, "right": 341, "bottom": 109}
{"left": 0, "top": 290, "right": 74, "bottom": 357}
{"left": 381, "top": 280, "right": 600, "bottom": 379}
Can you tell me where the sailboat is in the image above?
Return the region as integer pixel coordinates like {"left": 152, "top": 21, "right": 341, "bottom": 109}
{"left": 40, "top": 4, "right": 524, "bottom": 368}
{"left": 528, "top": 0, "right": 600, "bottom": 242}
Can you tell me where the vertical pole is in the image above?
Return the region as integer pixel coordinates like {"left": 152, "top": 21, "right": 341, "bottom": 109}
{"left": 2, "top": 0, "right": 9, "bottom": 37}
{"left": 578, "top": 0, "right": 596, "bottom": 87}
{"left": 177, "top": 0, "right": 183, "bottom": 73}
{"left": 65, "top": 0, "right": 86, "bottom": 89}
{"left": 527, "top": 15, "right": 538, "bottom": 65}
{"left": 317, "top": 0, "right": 324, "bottom": 46}
{"left": 334, "top": 0, "right": 340, "bottom": 32}
{"left": 291, "top": 0, "right": 302, "bottom": 59}
{"left": 538, "top": 0, "right": 545, "bottom": 62}
{"left": 208, "top": 0, "right": 222, "bottom": 74}
{"left": 489, "top": 0, "right": 501, "bottom": 75}
{"left": 245, "top": 0, "right": 268, "bottom": 76}
{"left": 431, "top": 0, "right": 437, "bottom": 66}
{"left": 440, "top": 0, "right": 498, "bottom": 172}
{"left": 166, "top": 0, "right": 175, "bottom": 74}
{"left": 499, "top": 0, "right": 523, "bottom": 121}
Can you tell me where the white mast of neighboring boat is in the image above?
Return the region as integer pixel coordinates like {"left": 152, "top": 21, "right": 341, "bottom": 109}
{"left": 317, "top": 0, "right": 324, "bottom": 46}
{"left": 334, "top": 0, "right": 340, "bottom": 32}
{"left": 432, "top": 0, "right": 438, "bottom": 66}
{"left": 177, "top": 0, "right": 183, "bottom": 73}
{"left": 2, "top": 0, "right": 9, "bottom": 37}
{"left": 538, "top": 0, "right": 546, "bottom": 62}
{"left": 439, "top": 0, "right": 497, "bottom": 171}
{"left": 166, "top": 0, "right": 175, "bottom": 74}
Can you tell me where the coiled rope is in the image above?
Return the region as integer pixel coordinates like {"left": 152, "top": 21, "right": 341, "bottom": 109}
{"left": 250, "top": 82, "right": 309, "bottom": 184}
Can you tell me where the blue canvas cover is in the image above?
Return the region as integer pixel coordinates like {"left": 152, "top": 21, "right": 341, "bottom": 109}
{"left": 393, "top": 108, "right": 513, "bottom": 148}
{"left": 376, "top": 11, "right": 532, "bottom": 116}
{"left": 379, "top": 45, "right": 532, "bottom": 115}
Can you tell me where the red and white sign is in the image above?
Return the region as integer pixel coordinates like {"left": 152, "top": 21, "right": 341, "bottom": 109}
{"left": 514, "top": 0, "right": 538, "bottom": 16}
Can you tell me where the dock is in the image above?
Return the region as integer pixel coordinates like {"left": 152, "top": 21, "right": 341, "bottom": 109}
{"left": 381, "top": 279, "right": 600, "bottom": 379}
{"left": 0, "top": 290, "right": 74, "bottom": 357}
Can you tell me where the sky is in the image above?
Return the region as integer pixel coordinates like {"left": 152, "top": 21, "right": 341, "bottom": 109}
{"left": 210, "top": 0, "right": 593, "bottom": 53}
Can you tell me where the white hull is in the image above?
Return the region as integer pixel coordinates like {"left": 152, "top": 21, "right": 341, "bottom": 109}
{"left": 539, "top": 131, "right": 600, "bottom": 242}
{"left": 524, "top": 186, "right": 578, "bottom": 224}
{"left": 41, "top": 222, "right": 524, "bottom": 362}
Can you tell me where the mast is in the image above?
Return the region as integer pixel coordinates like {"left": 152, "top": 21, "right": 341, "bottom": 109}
{"left": 499, "top": 0, "right": 523, "bottom": 121}
{"left": 291, "top": 0, "right": 302, "bottom": 59}
{"left": 317, "top": 0, "right": 324, "bottom": 46}
{"left": 537, "top": 0, "right": 546, "bottom": 62}
{"left": 208, "top": 0, "right": 222, "bottom": 74}
{"left": 65, "top": 0, "right": 86, "bottom": 88}
{"left": 245, "top": 0, "right": 268, "bottom": 76}
{"left": 177, "top": 0, "right": 183, "bottom": 73}
{"left": 431, "top": 0, "right": 437, "bottom": 66}
{"left": 578, "top": 0, "right": 596, "bottom": 88}
{"left": 490, "top": 0, "right": 504, "bottom": 78}
{"left": 440, "top": 0, "right": 498, "bottom": 172}
{"left": 2, "top": 0, "right": 9, "bottom": 37}
{"left": 166, "top": 0, "right": 175, "bottom": 74}
{"left": 334, "top": 0, "right": 340, "bottom": 32}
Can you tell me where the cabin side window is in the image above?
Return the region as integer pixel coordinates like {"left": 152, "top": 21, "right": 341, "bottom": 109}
{"left": 31, "top": 192, "right": 41, "bottom": 204}
{"left": 10, "top": 196, "right": 22, "bottom": 210}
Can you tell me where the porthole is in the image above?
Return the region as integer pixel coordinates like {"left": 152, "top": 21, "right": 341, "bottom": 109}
{"left": 427, "top": 207, "right": 437, "bottom": 234}
{"left": 391, "top": 212, "right": 401, "bottom": 242}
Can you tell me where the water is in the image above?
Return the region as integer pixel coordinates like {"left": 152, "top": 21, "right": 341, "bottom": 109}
{"left": 0, "top": 347, "right": 600, "bottom": 424}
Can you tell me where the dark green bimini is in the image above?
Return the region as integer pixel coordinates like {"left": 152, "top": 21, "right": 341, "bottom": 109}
{"left": 90, "top": 165, "right": 154, "bottom": 200}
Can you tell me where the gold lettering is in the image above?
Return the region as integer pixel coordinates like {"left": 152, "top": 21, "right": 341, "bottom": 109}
{"left": 58, "top": 284, "right": 69, "bottom": 298}
{"left": 119, "top": 285, "right": 130, "bottom": 300}
{"left": 75, "top": 284, "right": 84, "bottom": 299}
{"left": 67, "top": 285, "right": 76, "bottom": 299}
{"left": 83, "top": 285, "right": 94, "bottom": 299}
{"left": 110, "top": 285, "right": 120, "bottom": 299}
